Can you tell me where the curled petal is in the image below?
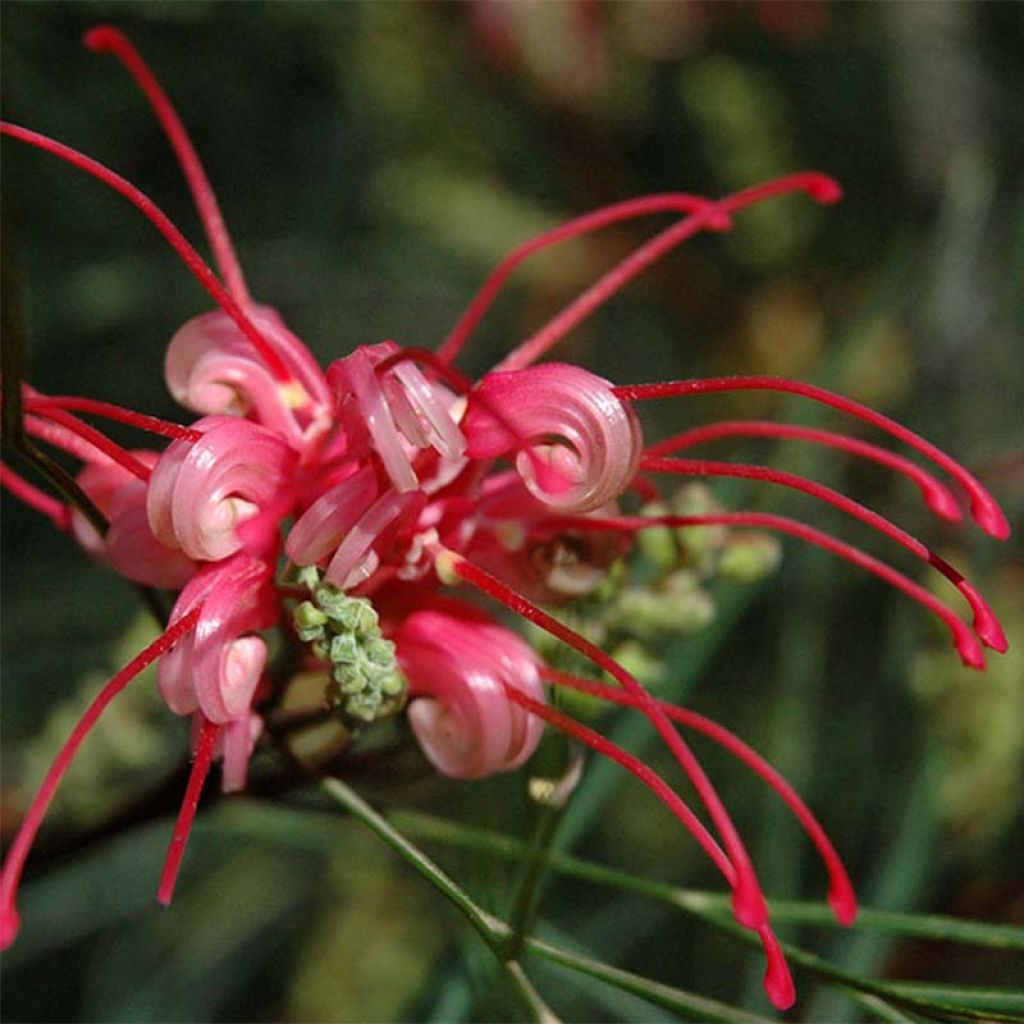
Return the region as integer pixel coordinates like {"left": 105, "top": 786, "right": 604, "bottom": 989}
{"left": 158, "top": 554, "right": 277, "bottom": 723}
{"left": 105, "top": 484, "right": 197, "bottom": 588}
{"left": 285, "top": 465, "right": 378, "bottom": 567}
{"left": 219, "top": 712, "right": 264, "bottom": 793}
{"left": 463, "top": 364, "right": 642, "bottom": 513}
{"left": 165, "top": 306, "right": 331, "bottom": 448}
{"left": 148, "top": 416, "right": 297, "bottom": 561}
{"left": 327, "top": 343, "right": 466, "bottom": 493}
{"left": 395, "top": 605, "right": 545, "bottom": 779}
{"left": 325, "top": 488, "right": 426, "bottom": 589}
{"left": 71, "top": 453, "right": 195, "bottom": 586}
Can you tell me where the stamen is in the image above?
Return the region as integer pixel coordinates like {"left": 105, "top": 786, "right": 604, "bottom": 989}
{"left": 0, "top": 463, "right": 70, "bottom": 530}
{"left": 446, "top": 551, "right": 771, "bottom": 930}
{"left": 23, "top": 413, "right": 105, "bottom": 464}
{"left": 615, "top": 376, "right": 1010, "bottom": 540}
{"left": 157, "top": 716, "right": 220, "bottom": 907}
{"left": 437, "top": 193, "right": 732, "bottom": 365}
{"left": 496, "top": 173, "right": 841, "bottom": 373}
{"left": 541, "top": 667, "right": 857, "bottom": 926}
{"left": 85, "top": 26, "right": 252, "bottom": 306}
{"left": 0, "top": 606, "right": 202, "bottom": 949}
{"left": 499, "top": 683, "right": 734, "bottom": 883}
{"left": 26, "top": 395, "right": 202, "bottom": 442}
{"left": 641, "top": 455, "right": 1006, "bottom": 652}
{"left": 503, "top": 679, "right": 795, "bottom": 1010}
{"left": 646, "top": 420, "right": 961, "bottom": 523}
{"left": 545, "top": 511, "right": 987, "bottom": 669}
{"left": 0, "top": 122, "right": 292, "bottom": 383}
{"left": 28, "top": 406, "right": 151, "bottom": 481}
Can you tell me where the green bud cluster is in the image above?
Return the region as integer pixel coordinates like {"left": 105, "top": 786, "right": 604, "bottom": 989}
{"left": 293, "top": 566, "right": 407, "bottom": 726}
{"left": 527, "top": 484, "right": 783, "bottom": 703}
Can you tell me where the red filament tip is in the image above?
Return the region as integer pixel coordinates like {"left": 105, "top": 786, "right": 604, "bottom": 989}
{"left": 157, "top": 716, "right": 220, "bottom": 907}
{"left": 616, "top": 375, "right": 1011, "bottom": 541}
{"left": 0, "top": 606, "right": 202, "bottom": 950}
{"left": 0, "top": 121, "right": 292, "bottom": 384}
{"left": 84, "top": 25, "right": 252, "bottom": 306}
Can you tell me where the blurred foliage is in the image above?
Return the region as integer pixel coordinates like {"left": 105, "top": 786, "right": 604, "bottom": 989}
{"left": 2, "top": 2, "right": 1023, "bottom": 1022}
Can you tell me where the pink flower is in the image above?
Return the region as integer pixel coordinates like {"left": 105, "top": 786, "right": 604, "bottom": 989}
{"left": 0, "top": 25, "right": 1011, "bottom": 1012}
{"left": 395, "top": 603, "right": 545, "bottom": 779}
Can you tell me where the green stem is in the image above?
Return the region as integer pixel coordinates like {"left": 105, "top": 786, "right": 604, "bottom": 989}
{"left": 386, "top": 808, "right": 1024, "bottom": 951}
{"left": 524, "top": 937, "right": 776, "bottom": 1024}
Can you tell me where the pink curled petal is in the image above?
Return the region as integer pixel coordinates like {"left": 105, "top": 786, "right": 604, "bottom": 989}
{"left": 71, "top": 451, "right": 159, "bottom": 557}
{"left": 148, "top": 416, "right": 297, "bottom": 562}
{"left": 219, "top": 713, "right": 263, "bottom": 793}
{"left": 396, "top": 606, "right": 545, "bottom": 780}
{"left": 383, "top": 373, "right": 429, "bottom": 447}
{"left": 285, "top": 465, "right": 378, "bottom": 566}
{"left": 157, "top": 636, "right": 200, "bottom": 716}
{"left": 158, "top": 555, "right": 276, "bottom": 723}
{"left": 329, "top": 345, "right": 417, "bottom": 492}
{"left": 391, "top": 361, "right": 467, "bottom": 461}
{"left": 191, "top": 557, "right": 276, "bottom": 722}
{"left": 105, "top": 489, "right": 197, "bottom": 588}
{"left": 324, "top": 488, "right": 426, "bottom": 589}
{"left": 165, "top": 307, "right": 330, "bottom": 448}
{"left": 464, "top": 364, "right": 642, "bottom": 513}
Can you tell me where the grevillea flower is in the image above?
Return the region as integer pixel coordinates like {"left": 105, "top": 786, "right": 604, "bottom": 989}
{"left": 0, "top": 26, "right": 1011, "bottom": 1012}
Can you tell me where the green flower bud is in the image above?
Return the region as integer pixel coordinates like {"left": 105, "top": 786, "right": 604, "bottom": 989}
{"left": 718, "top": 531, "right": 782, "bottom": 583}
{"left": 637, "top": 501, "right": 679, "bottom": 568}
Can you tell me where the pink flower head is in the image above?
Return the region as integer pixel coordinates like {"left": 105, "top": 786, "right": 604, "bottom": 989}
{"left": 147, "top": 415, "right": 297, "bottom": 561}
{"left": 0, "top": 25, "right": 1013, "bottom": 1015}
{"left": 395, "top": 603, "right": 545, "bottom": 779}
{"left": 464, "top": 363, "right": 642, "bottom": 513}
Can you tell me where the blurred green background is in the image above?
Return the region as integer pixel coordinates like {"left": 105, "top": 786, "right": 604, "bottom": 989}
{"left": 2, "top": 2, "right": 1022, "bottom": 1021}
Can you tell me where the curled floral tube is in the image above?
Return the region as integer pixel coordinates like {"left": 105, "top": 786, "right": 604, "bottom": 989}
{"left": 327, "top": 342, "right": 466, "bottom": 493}
{"left": 394, "top": 605, "right": 546, "bottom": 779}
{"left": 463, "top": 363, "right": 642, "bottom": 513}
{"left": 70, "top": 455, "right": 196, "bottom": 587}
{"left": 285, "top": 464, "right": 378, "bottom": 567}
{"left": 158, "top": 554, "right": 276, "bottom": 753}
{"left": 147, "top": 415, "right": 297, "bottom": 561}
{"left": 165, "top": 307, "right": 332, "bottom": 452}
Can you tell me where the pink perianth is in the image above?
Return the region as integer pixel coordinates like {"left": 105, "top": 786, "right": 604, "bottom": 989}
{"left": 0, "top": 464, "right": 70, "bottom": 530}
{"left": 646, "top": 420, "right": 962, "bottom": 523}
{"left": 85, "top": 26, "right": 253, "bottom": 307}
{"left": 436, "top": 193, "right": 732, "bottom": 366}
{"left": 0, "top": 122, "right": 292, "bottom": 384}
{"left": 157, "top": 716, "right": 220, "bottom": 907}
{"left": 616, "top": 376, "right": 1011, "bottom": 540}
{"left": 450, "top": 553, "right": 772, "bottom": 931}
{"left": 641, "top": 455, "right": 1006, "bottom": 653}
{"left": 0, "top": 606, "right": 202, "bottom": 950}
{"left": 547, "top": 511, "right": 988, "bottom": 670}
{"left": 495, "top": 173, "right": 841, "bottom": 374}
{"left": 26, "top": 405, "right": 152, "bottom": 481}
{"left": 541, "top": 667, "right": 858, "bottom": 926}
{"left": 27, "top": 395, "right": 202, "bottom": 442}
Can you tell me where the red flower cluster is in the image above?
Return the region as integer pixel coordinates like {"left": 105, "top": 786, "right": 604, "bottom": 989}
{"left": 0, "top": 28, "right": 1008, "bottom": 1010}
